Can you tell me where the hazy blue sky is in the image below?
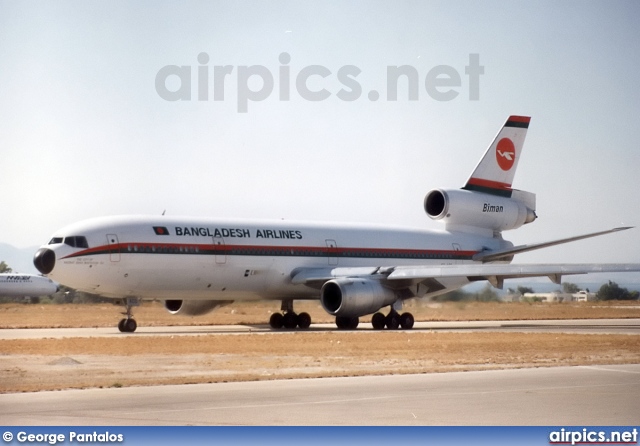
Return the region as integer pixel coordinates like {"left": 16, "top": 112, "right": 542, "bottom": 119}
{"left": 1, "top": 0, "right": 639, "bottom": 267}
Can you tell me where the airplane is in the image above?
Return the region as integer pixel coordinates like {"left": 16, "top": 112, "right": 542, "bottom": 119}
{"left": 33, "top": 115, "right": 640, "bottom": 332}
{"left": 0, "top": 273, "right": 58, "bottom": 297}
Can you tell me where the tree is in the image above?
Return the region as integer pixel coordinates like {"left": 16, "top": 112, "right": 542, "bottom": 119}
{"left": 476, "top": 284, "right": 500, "bottom": 302}
{"left": 434, "top": 289, "right": 468, "bottom": 302}
{"left": 0, "top": 261, "right": 12, "bottom": 273}
{"left": 562, "top": 282, "right": 580, "bottom": 293}
{"left": 517, "top": 286, "right": 534, "bottom": 295}
{"left": 596, "top": 281, "right": 639, "bottom": 301}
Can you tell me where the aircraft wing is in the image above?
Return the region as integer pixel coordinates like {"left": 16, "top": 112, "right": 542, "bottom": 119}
{"left": 472, "top": 227, "right": 633, "bottom": 262}
{"left": 291, "top": 267, "right": 387, "bottom": 287}
{"left": 473, "top": 226, "right": 633, "bottom": 262}
{"left": 387, "top": 263, "right": 640, "bottom": 288}
{"left": 291, "top": 263, "right": 640, "bottom": 290}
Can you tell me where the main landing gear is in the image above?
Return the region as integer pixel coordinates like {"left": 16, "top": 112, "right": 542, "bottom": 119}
{"left": 269, "top": 300, "right": 312, "bottom": 329}
{"left": 335, "top": 310, "right": 415, "bottom": 330}
{"left": 371, "top": 309, "right": 414, "bottom": 330}
{"left": 268, "top": 301, "right": 415, "bottom": 331}
{"left": 117, "top": 297, "right": 140, "bottom": 333}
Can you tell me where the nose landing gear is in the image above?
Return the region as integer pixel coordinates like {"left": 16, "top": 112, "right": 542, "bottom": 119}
{"left": 117, "top": 297, "right": 140, "bottom": 333}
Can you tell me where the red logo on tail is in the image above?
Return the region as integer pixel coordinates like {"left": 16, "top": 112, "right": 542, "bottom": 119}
{"left": 496, "top": 138, "right": 516, "bottom": 171}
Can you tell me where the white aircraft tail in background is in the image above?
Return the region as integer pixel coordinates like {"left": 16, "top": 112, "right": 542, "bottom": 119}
{"left": 0, "top": 273, "right": 58, "bottom": 297}
{"left": 33, "top": 116, "right": 639, "bottom": 332}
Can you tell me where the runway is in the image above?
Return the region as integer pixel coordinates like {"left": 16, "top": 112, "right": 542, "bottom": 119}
{"left": 2, "top": 318, "right": 639, "bottom": 339}
{"left": 1, "top": 365, "right": 638, "bottom": 425}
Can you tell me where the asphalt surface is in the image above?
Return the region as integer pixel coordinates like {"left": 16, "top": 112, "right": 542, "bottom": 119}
{"left": 1, "top": 365, "right": 638, "bottom": 425}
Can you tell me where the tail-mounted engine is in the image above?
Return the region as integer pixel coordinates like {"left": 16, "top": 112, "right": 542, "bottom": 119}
{"left": 164, "top": 299, "right": 233, "bottom": 316}
{"left": 424, "top": 188, "right": 536, "bottom": 235}
{"left": 320, "top": 278, "right": 398, "bottom": 318}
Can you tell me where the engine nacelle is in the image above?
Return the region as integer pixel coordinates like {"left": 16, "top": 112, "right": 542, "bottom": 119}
{"left": 164, "top": 299, "right": 233, "bottom": 316}
{"left": 320, "top": 278, "right": 398, "bottom": 318}
{"left": 424, "top": 188, "right": 536, "bottom": 234}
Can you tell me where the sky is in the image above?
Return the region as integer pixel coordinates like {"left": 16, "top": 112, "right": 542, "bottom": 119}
{"left": 1, "top": 0, "right": 639, "bottom": 269}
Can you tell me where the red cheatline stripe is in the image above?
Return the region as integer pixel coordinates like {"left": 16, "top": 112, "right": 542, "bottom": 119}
{"left": 62, "top": 243, "right": 478, "bottom": 259}
{"left": 466, "top": 177, "right": 512, "bottom": 190}
{"left": 508, "top": 115, "right": 531, "bottom": 123}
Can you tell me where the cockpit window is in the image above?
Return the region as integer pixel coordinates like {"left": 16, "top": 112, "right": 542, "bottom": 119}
{"left": 48, "top": 237, "right": 63, "bottom": 245}
{"left": 64, "top": 236, "right": 89, "bottom": 249}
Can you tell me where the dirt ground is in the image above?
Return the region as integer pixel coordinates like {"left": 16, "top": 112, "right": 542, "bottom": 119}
{"left": 1, "top": 301, "right": 639, "bottom": 393}
{"left": 2, "top": 299, "right": 640, "bottom": 329}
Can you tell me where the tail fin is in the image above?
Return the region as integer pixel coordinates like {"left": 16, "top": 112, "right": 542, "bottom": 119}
{"left": 463, "top": 115, "right": 530, "bottom": 197}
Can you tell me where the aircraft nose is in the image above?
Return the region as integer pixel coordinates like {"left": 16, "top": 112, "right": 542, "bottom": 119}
{"left": 34, "top": 248, "right": 56, "bottom": 275}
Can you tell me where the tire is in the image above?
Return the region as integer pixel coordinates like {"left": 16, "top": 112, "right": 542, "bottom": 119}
{"left": 269, "top": 313, "right": 284, "bottom": 329}
{"left": 283, "top": 312, "right": 298, "bottom": 329}
{"left": 297, "top": 312, "right": 311, "bottom": 329}
{"left": 386, "top": 313, "right": 400, "bottom": 330}
{"left": 399, "top": 312, "right": 415, "bottom": 329}
{"left": 124, "top": 318, "right": 137, "bottom": 333}
{"left": 335, "top": 316, "right": 349, "bottom": 329}
{"left": 118, "top": 319, "right": 126, "bottom": 332}
{"left": 348, "top": 317, "right": 359, "bottom": 329}
{"left": 371, "top": 312, "right": 386, "bottom": 330}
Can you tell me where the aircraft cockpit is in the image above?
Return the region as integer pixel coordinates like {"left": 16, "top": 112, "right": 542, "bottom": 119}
{"left": 48, "top": 236, "right": 89, "bottom": 248}
{"left": 35, "top": 235, "right": 90, "bottom": 275}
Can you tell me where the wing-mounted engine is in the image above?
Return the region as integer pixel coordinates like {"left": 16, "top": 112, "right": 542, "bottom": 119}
{"left": 320, "top": 278, "right": 398, "bottom": 318}
{"left": 424, "top": 188, "right": 536, "bottom": 236}
{"left": 164, "top": 299, "right": 233, "bottom": 316}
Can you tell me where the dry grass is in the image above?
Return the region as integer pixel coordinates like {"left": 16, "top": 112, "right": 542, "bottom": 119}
{"left": 1, "top": 301, "right": 639, "bottom": 393}
{"left": 2, "top": 332, "right": 639, "bottom": 393}
{"left": 2, "top": 300, "right": 640, "bottom": 329}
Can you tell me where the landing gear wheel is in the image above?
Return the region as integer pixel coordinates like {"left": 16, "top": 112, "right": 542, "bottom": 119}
{"left": 336, "top": 316, "right": 359, "bottom": 329}
{"left": 269, "top": 313, "right": 284, "bottom": 329}
{"left": 336, "top": 316, "right": 349, "bottom": 329}
{"left": 372, "top": 312, "right": 386, "bottom": 330}
{"left": 118, "top": 318, "right": 137, "bottom": 333}
{"left": 297, "top": 312, "right": 311, "bottom": 329}
{"left": 399, "top": 312, "right": 414, "bottom": 329}
{"left": 283, "top": 311, "right": 298, "bottom": 329}
{"left": 124, "top": 318, "right": 137, "bottom": 332}
{"left": 386, "top": 312, "right": 400, "bottom": 330}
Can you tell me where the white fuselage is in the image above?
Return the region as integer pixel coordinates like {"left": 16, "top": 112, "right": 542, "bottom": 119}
{"left": 40, "top": 215, "right": 511, "bottom": 301}
{"left": 0, "top": 274, "right": 58, "bottom": 297}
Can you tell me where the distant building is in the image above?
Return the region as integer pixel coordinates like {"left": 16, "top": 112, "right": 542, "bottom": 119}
{"left": 523, "top": 291, "right": 569, "bottom": 303}
{"left": 572, "top": 290, "right": 596, "bottom": 302}
{"left": 522, "top": 290, "right": 596, "bottom": 302}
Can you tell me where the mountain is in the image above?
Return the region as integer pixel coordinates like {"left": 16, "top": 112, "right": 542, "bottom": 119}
{"left": 0, "top": 243, "right": 39, "bottom": 274}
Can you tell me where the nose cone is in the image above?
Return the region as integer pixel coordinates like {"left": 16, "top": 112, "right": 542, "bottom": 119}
{"left": 34, "top": 248, "right": 56, "bottom": 275}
